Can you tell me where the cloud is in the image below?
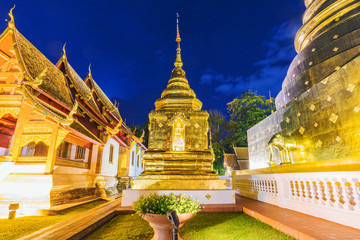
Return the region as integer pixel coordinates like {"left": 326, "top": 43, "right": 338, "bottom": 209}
{"left": 200, "top": 21, "right": 299, "bottom": 96}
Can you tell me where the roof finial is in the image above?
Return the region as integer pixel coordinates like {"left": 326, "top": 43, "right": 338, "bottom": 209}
{"left": 88, "top": 63, "right": 92, "bottom": 77}
{"left": 62, "top": 43, "right": 67, "bottom": 59}
{"left": 174, "top": 13, "right": 183, "bottom": 68}
{"left": 8, "top": 5, "right": 15, "bottom": 30}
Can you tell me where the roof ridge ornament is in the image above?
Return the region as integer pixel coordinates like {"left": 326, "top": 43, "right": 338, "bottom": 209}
{"left": 8, "top": 5, "right": 15, "bottom": 30}
{"left": 62, "top": 43, "right": 67, "bottom": 60}
{"left": 88, "top": 63, "right": 92, "bottom": 77}
{"left": 62, "top": 101, "right": 78, "bottom": 126}
{"left": 174, "top": 13, "right": 183, "bottom": 68}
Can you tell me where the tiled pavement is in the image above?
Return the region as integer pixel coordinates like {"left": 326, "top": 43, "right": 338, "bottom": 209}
{"left": 237, "top": 195, "right": 360, "bottom": 240}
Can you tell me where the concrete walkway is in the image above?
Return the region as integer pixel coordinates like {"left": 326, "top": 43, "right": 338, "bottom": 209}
{"left": 18, "top": 198, "right": 126, "bottom": 240}
{"left": 237, "top": 195, "right": 360, "bottom": 240}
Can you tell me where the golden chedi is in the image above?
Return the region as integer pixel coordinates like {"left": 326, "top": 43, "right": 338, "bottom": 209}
{"left": 132, "top": 16, "right": 226, "bottom": 190}
{"left": 247, "top": 0, "right": 360, "bottom": 169}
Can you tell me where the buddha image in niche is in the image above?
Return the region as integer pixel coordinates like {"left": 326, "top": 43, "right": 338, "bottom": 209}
{"left": 173, "top": 117, "right": 185, "bottom": 151}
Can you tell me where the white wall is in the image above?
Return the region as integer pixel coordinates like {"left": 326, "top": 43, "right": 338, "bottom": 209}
{"left": 0, "top": 147, "right": 6, "bottom": 156}
{"left": 128, "top": 143, "right": 144, "bottom": 178}
{"left": 100, "top": 137, "right": 119, "bottom": 177}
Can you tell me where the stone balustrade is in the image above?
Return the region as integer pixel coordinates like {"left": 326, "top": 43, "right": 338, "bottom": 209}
{"left": 233, "top": 171, "right": 360, "bottom": 229}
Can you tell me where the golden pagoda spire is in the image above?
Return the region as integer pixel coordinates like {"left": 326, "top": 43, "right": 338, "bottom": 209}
{"left": 8, "top": 5, "right": 15, "bottom": 30}
{"left": 174, "top": 13, "right": 183, "bottom": 68}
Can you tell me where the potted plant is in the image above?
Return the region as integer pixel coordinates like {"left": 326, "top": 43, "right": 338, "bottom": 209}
{"left": 133, "top": 193, "right": 202, "bottom": 240}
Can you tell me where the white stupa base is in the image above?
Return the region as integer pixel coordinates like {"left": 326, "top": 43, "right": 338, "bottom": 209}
{"left": 121, "top": 189, "right": 237, "bottom": 206}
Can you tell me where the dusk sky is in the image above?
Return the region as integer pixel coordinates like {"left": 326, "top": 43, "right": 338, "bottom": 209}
{"left": 2, "top": 0, "right": 305, "bottom": 125}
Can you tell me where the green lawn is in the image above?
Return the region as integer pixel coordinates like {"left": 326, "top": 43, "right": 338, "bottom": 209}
{"left": 88, "top": 213, "right": 294, "bottom": 240}
{"left": 0, "top": 199, "right": 107, "bottom": 240}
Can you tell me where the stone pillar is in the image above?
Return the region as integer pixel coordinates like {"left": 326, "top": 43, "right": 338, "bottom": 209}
{"left": 45, "top": 124, "right": 59, "bottom": 174}
{"left": 88, "top": 144, "right": 99, "bottom": 174}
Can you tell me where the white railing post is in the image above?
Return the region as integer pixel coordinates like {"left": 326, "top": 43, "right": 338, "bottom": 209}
{"left": 330, "top": 178, "right": 341, "bottom": 210}
{"left": 352, "top": 178, "right": 360, "bottom": 212}
{"left": 303, "top": 178, "right": 311, "bottom": 203}
{"left": 341, "top": 178, "right": 353, "bottom": 211}
{"left": 309, "top": 178, "right": 318, "bottom": 205}
{"left": 324, "top": 178, "right": 333, "bottom": 207}
{"left": 316, "top": 179, "right": 325, "bottom": 206}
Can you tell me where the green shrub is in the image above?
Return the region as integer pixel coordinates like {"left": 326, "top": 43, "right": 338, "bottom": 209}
{"left": 133, "top": 193, "right": 202, "bottom": 215}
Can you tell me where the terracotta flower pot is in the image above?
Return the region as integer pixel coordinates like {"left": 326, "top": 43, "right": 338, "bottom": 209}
{"left": 141, "top": 212, "right": 196, "bottom": 240}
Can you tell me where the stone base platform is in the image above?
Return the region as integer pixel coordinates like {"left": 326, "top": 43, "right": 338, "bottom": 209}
{"left": 131, "top": 178, "right": 227, "bottom": 190}
{"left": 121, "top": 189, "right": 237, "bottom": 206}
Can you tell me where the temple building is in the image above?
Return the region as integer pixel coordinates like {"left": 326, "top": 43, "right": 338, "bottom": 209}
{"left": 131, "top": 15, "right": 226, "bottom": 190}
{"left": 0, "top": 8, "right": 145, "bottom": 217}
{"left": 233, "top": 0, "right": 360, "bottom": 229}
{"left": 223, "top": 147, "right": 249, "bottom": 175}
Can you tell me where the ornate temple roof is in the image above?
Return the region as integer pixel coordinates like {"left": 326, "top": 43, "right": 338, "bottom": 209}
{"left": 56, "top": 50, "right": 102, "bottom": 117}
{"left": 0, "top": 7, "right": 136, "bottom": 145}
{"left": 154, "top": 15, "right": 202, "bottom": 111}
{"left": 12, "top": 27, "right": 73, "bottom": 109}
{"left": 84, "top": 71, "right": 122, "bottom": 121}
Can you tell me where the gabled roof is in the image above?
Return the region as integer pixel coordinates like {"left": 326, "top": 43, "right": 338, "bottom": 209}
{"left": 55, "top": 54, "right": 102, "bottom": 118}
{"left": 12, "top": 29, "right": 73, "bottom": 109}
{"left": 233, "top": 147, "right": 249, "bottom": 160}
{"left": 85, "top": 74, "right": 121, "bottom": 121}
{"left": 223, "top": 154, "right": 240, "bottom": 170}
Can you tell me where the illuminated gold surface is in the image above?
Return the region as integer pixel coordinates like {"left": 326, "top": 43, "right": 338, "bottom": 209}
{"left": 295, "top": 0, "right": 360, "bottom": 52}
{"left": 233, "top": 158, "right": 360, "bottom": 175}
{"left": 133, "top": 15, "right": 226, "bottom": 190}
{"left": 248, "top": 0, "right": 360, "bottom": 169}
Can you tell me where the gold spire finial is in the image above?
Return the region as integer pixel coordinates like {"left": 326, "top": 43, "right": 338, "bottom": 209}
{"left": 176, "top": 13, "right": 181, "bottom": 42}
{"left": 8, "top": 5, "right": 15, "bottom": 30}
{"left": 62, "top": 43, "right": 67, "bottom": 59}
{"left": 88, "top": 63, "right": 92, "bottom": 77}
{"left": 269, "top": 91, "right": 274, "bottom": 113}
{"left": 174, "top": 13, "right": 183, "bottom": 68}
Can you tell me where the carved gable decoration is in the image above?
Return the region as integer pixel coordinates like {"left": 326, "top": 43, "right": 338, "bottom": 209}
{"left": 167, "top": 112, "right": 190, "bottom": 126}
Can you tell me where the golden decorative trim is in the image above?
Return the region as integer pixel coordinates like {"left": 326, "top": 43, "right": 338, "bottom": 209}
{"left": 20, "top": 133, "right": 52, "bottom": 147}
{"left": 61, "top": 101, "right": 78, "bottom": 126}
{"left": 233, "top": 158, "right": 360, "bottom": 175}
{"left": 295, "top": 0, "right": 360, "bottom": 52}
{"left": 55, "top": 158, "right": 89, "bottom": 169}
{"left": 56, "top": 129, "right": 69, "bottom": 149}
{"left": 0, "top": 106, "right": 20, "bottom": 118}
{"left": 17, "top": 156, "right": 47, "bottom": 163}
{"left": 8, "top": 5, "right": 15, "bottom": 30}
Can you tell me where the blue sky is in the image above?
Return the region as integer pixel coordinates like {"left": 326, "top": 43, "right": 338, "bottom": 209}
{"left": 2, "top": 0, "right": 305, "bottom": 125}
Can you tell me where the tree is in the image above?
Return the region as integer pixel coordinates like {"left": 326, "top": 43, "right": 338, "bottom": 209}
{"left": 130, "top": 120, "right": 149, "bottom": 148}
{"left": 208, "top": 110, "right": 228, "bottom": 175}
{"left": 226, "top": 90, "right": 274, "bottom": 147}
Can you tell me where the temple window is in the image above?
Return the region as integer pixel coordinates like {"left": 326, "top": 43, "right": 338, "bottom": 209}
{"left": 137, "top": 154, "right": 139, "bottom": 167}
{"left": 56, "top": 141, "right": 72, "bottom": 159}
{"left": 20, "top": 141, "right": 49, "bottom": 157}
{"left": 75, "top": 145, "right": 86, "bottom": 160}
{"left": 172, "top": 117, "right": 185, "bottom": 151}
{"left": 109, "top": 144, "right": 114, "bottom": 164}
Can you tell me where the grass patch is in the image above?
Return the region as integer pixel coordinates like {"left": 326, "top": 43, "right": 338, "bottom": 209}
{"left": 0, "top": 199, "right": 107, "bottom": 240}
{"left": 88, "top": 213, "right": 294, "bottom": 240}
